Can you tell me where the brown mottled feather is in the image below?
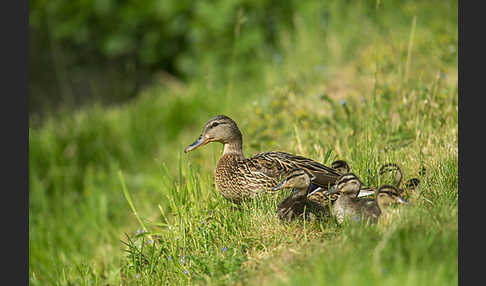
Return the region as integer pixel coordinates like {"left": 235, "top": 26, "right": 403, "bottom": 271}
{"left": 215, "top": 152, "right": 342, "bottom": 201}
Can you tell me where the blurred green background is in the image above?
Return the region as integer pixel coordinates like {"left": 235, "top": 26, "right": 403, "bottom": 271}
{"left": 30, "top": 0, "right": 302, "bottom": 117}
{"left": 29, "top": 0, "right": 457, "bottom": 284}
{"left": 30, "top": 0, "right": 456, "bottom": 118}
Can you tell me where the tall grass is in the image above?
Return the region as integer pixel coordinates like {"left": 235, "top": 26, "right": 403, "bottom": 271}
{"left": 29, "top": 1, "right": 457, "bottom": 285}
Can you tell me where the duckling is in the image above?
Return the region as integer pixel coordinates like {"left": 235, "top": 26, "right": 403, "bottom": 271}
{"left": 379, "top": 163, "right": 403, "bottom": 187}
{"left": 272, "top": 169, "right": 328, "bottom": 221}
{"left": 401, "top": 166, "right": 426, "bottom": 199}
{"left": 375, "top": 185, "right": 409, "bottom": 207}
{"left": 373, "top": 185, "right": 410, "bottom": 224}
{"left": 331, "top": 160, "right": 351, "bottom": 174}
{"left": 184, "top": 115, "right": 343, "bottom": 202}
{"left": 404, "top": 178, "right": 421, "bottom": 190}
{"left": 324, "top": 174, "right": 408, "bottom": 224}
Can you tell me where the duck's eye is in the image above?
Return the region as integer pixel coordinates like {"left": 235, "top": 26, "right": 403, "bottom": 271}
{"left": 211, "top": 122, "right": 219, "bottom": 128}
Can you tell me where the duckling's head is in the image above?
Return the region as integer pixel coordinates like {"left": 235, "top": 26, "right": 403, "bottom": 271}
{"left": 324, "top": 173, "right": 363, "bottom": 197}
{"left": 376, "top": 185, "right": 409, "bottom": 208}
{"left": 379, "top": 163, "right": 403, "bottom": 186}
{"left": 404, "top": 178, "right": 420, "bottom": 190}
{"left": 331, "top": 160, "right": 351, "bottom": 174}
{"left": 184, "top": 115, "right": 242, "bottom": 153}
{"left": 272, "top": 169, "right": 315, "bottom": 191}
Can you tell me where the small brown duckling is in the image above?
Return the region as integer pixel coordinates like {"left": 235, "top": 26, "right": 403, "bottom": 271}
{"left": 404, "top": 178, "right": 421, "bottom": 190}
{"left": 331, "top": 160, "right": 351, "bottom": 174}
{"left": 324, "top": 174, "right": 408, "bottom": 224}
{"left": 375, "top": 185, "right": 409, "bottom": 209}
{"left": 273, "top": 169, "right": 328, "bottom": 221}
{"left": 379, "top": 163, "right": 403, "bottom": 187}
{"left": 404, "top": 166, "right": 426, "bottom": 190}
{"left": 400, "top": 166, "right": 426, "bottom": 200}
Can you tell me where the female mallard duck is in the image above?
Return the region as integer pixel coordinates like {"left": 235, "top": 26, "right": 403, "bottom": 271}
{"left": 324, "top": 174, "right": 408, "bottom": 224}
{"left": 184, "top": 115, "right": 343, "bottom": 202}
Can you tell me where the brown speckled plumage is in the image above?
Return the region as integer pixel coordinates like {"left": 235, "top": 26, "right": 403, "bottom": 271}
{"left": 307, "top": 190, "right": 338, "bottom": 207}
{"left": 214, "top": 153, "right": 280, "bottom": 201}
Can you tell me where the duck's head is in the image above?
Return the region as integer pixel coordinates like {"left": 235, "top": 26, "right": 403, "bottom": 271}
{"left": 324, "top": 173, "right": 363, "bottom": 197}
{"left": 376, "top": 185, "right": 409, "bottom": 208}
{"left": 184, "top": 115, "right": 242, "bottom": 153}
{"left": 379, "top": 163, "right": 403, "bottom": 186}
{"left": 404, "top": 178, "right": 421, "bottom": 190}
{"left": 272, "top": 169, "right": 315, "bottom": 191}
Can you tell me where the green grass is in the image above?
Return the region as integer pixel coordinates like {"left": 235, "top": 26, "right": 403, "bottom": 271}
{"left": 29, "top": 1, "right": 457, "bottom": 285}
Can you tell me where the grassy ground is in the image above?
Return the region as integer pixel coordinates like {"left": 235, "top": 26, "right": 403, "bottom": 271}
{"left": 29, "top": 1, "right": 457, "bottom": 285}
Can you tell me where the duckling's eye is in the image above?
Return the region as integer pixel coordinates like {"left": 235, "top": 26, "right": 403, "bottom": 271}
{"left": 211, "top": 122, "right": 220, "bottom": 128}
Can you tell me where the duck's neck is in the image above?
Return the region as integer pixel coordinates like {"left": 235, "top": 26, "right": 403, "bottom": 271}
{"left": 375, "top": 198, "right": 385, "bottom": 212}
{"left": 222, "top": 141, "right": 245, "bottom": 159}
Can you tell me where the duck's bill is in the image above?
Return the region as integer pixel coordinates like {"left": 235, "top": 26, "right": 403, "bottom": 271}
{"left": 323, "top": 184, "right": 339, "bottom": 196}
{"left": 184, "top": 136, "right": 210, "bottom": 153}
{"left": 272, "top": 180, "right": 287, "bottom": 191}
{"left": 357, "top": 188, "right": 375, "bottom": 198}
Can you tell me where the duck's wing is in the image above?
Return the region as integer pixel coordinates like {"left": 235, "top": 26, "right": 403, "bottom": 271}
{"left": 234, "top": 158, "right": 280, "bottom": 191}
{"left": 249, "top": 151, "right": 342, "bottom": 187}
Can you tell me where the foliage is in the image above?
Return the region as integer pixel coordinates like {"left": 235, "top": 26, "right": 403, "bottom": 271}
{"left": 29, "top": 0, "right": 299, "bottom": 84}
